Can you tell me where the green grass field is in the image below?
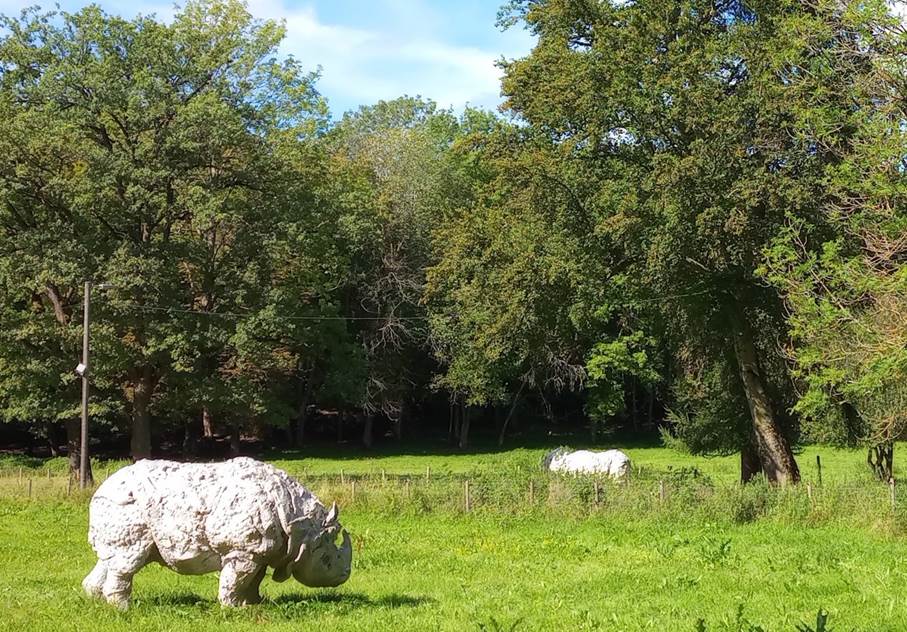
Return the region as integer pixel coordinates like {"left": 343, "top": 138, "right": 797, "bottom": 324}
{"left": 1, "top": 443, "right": 906, "bottom": 631}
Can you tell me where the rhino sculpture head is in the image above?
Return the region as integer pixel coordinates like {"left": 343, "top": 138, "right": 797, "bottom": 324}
{"left": 274, "top": 502, "right": 352, "bottom": 588}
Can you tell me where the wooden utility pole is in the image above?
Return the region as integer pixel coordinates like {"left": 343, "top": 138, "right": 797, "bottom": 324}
{"left": 80, "top": 281, "right": 92, "bottom": 490}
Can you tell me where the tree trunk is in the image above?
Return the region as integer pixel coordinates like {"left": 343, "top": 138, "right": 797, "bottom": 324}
{"left": 458, "top": 405, "right": 470, "bottom": 450}
{"left": 229, "top": 422, "right": 241, "bottom": 457}
{"left": 868, "top": 443, "right": 894, "bottom": 482}
{"left": 733, "top": 316, "right": 800, "bottom": 485}
{"left": 740, "top": 434, "right": 763, "bottom": 484}
{"left": 631, "top": 377, "right": 639, "bottom": 433}
{"left": 202, "top": 406, "right": 214, "bottom": 438}
{"left": 497, "top": 383, "right": 525, "bottom": 447}
{"left": 65, "top": 418, "right": 92, "bottom": 484}
{"left": 647, "top": 388, "right": 655, "bottom": 426}
{"left": 130, "top": 370, "right": 154, "bottom": 461}
{"left": 292, "top": 380, "right": 314, "bottom": 447}
{"left": 362, "top": 413, "right": 374, "bottom": 449}
{"left": 45, "top": 422, "right": 60, "bottom": 457}
{"left": 449, "top": 402, "right": 459, "bottom": 445}
{"left": 249, "top": 417, "right": 267, "bottom": 442}
{"left": 183, "top": 417, "right": 198, "bottom": 457}
{"left": 392, "top": 404, "right": 405, "bottom": 442}
{"left": 295, "top": 409, "right": 308, "bottom": 448}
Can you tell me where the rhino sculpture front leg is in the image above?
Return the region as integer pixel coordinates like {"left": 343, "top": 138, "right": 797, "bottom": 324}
{"left": 102, "top": 567, "right": 138, "bottom": 610}
{"left": 219, "top": 553, "right": 267, "bottom": 606}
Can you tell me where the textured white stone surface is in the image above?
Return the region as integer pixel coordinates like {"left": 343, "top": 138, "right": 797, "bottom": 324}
{"left": 83, "top": 457, "right": 351, "bottom": 609}
{"left": 545, "top": 449, "right": 631, "bottom": 479}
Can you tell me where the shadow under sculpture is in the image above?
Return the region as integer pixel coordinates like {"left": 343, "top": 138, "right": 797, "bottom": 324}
{"left": 82, "top": 457, "right": 352, "bottom": 610}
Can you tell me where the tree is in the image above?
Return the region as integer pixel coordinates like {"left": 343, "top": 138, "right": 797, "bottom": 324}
{"left": 494, "top": 0, "right": 894, "bottom": 482}
{"left": 763, "top": 1, "right": 907, "bottom": 482}
{"left": 0, "top": 0, "right": 327, "bottom": 460}
{"left": 427, "top": 119, "right": 658, "bottom": 447}
{"left": 328, "top": 98, "right": 474, "bottom": 446}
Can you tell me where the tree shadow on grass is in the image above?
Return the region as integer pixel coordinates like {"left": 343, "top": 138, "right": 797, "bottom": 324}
{"left": 143, "top": 592, "right": 211, "bottom": 607}
{"left": 145, "top": 590, "right": 432, "bottom": 613}
{"left": 270, "top": 591, "right": 432, "bottom": 609}
{"left": 260, "top": 430, "right": 670, "bottom": 465}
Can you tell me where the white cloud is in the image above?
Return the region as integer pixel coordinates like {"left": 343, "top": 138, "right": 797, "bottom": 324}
{"left": 0, "top": 0, "right": 532, "bottom": 115}
{"left": 246, "top": 0, "right": 531, "bottom": 114}
{"left": 891, "top": 0, "right": 907, "bottom": 20}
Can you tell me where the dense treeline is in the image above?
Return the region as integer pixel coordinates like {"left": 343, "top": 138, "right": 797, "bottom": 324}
{"left": 0, "top": 0, "right": 904, "bottom": 483}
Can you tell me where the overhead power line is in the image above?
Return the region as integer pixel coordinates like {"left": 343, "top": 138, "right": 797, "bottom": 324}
{"left": 116, "top": 303, "right": 431, "bottom": 321}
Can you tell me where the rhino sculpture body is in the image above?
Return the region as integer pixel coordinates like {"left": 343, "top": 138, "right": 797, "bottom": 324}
{"left": 543, "top": 448, "right": 631, "bottom": 479}
{"left": 82, "top": 457, "right": 351, "bottom": 609}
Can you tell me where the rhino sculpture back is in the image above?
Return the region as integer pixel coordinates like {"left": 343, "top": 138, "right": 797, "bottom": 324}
{"left": 83, "top": 457, "right": 351, "bottom": 609}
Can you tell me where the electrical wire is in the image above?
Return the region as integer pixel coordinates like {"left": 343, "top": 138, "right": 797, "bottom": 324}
{"left": 116, "top": 303, "right": 431, "bottom": 321}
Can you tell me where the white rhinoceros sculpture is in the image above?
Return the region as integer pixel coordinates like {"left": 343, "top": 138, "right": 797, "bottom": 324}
{"left": 82, "top": 457, "right": 352, "bottom": 609}
{"left": 543, "top": 448, "right": 631, "bottom": 479}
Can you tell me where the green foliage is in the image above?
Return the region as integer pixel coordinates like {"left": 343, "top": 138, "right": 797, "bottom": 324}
{"left": 585, "top": 331, "right": 660, "bottom": 424}
{"left": 326, "top": 98, "right": 473, "bottom": 420}
{"left": 664, "top": 358, "right": 750, "bottom": 456}
{"left": 446, "top": 0, "right": 885, "bottom": 465}
{"left": 760, "top": 1, "right": 907, "bottom": 451}
{"left": 0, "top": 0, "right": 336, "bottom": 451}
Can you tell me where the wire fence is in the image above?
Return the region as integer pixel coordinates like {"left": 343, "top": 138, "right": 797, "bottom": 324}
{"left": 0, "top": 465, "right": 903, "bottom": 528}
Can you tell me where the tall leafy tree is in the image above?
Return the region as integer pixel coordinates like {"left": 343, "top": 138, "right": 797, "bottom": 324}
{"left": 0, "top": 0, "right": 327, "bottom": 460}
{"left": 327, "top": 98, "right": 474, "bottom": 446}
{"left": 427, "top": 121, "right": 658, "bottom": 446}
{"left": 764, "top": 0, "right": 907, "bottom": 481}
{"left": 494, "top": 0, "right": 888, "bottom": 482}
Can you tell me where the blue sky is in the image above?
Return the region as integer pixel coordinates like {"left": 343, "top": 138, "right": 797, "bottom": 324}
{"left": 0, "top": 0, "right": 535, "bottom": 117}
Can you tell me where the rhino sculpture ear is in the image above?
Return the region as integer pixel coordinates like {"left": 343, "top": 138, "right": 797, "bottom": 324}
{"left": 326, "top": 502, "right": 339, "bottom": 525}
{"left": 273, "top": 519, "right": 310, "bottom": 583}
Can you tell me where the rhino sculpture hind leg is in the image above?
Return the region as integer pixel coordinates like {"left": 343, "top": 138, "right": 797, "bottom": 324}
{"left": 82, "top": 457, "right": 352, "bottom": 609}
{"left": 82, "top": 558, "right": 145, "bottom": 610}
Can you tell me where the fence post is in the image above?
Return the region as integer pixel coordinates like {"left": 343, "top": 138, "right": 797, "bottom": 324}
{"left": 465, "top": 480, "right": 471, "bottom": 513}
{"left": 816, "top": 455, "right": 823, "bottom": 487}
{"left": 658, "top": 480, "right": 666, "bottom": 504}
{"left": 890, "top": 478, "right": 896, "bottom": 513}
{"left": 340, "top": 469, "right": 345, "bottom": 485}
{"left": 806, "top": 482, "right": 813, "bottom": 504}
{"left": 351, "top": 479, "right": 356, "bottom": 504}
{"left": 382, "top": 469, "right": 386, "bottom": 484}
{"left": 46, "top": 468, "right": 51, "bottom": 480}
{"left": 18, "top": 467, "right": 22, "bottom": 484}
{"left": 426, "top": 466, "right": 431, "bottom": 482}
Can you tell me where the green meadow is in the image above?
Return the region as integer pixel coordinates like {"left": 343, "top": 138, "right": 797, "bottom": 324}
{"left": 1, "top": 444, "right": 906, "bottom": 631}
